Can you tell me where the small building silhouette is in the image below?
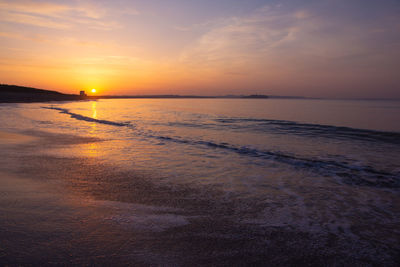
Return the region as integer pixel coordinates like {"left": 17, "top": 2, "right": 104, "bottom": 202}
{"left": 80, "top": 90, "right": 86, "bottom": 96}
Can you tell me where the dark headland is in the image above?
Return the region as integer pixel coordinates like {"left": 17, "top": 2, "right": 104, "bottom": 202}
{"left": 0, "top": 84, "right": 87, "bottom": 103}
{"left": 0, "top": 84, "right": 270, "bottom": 103}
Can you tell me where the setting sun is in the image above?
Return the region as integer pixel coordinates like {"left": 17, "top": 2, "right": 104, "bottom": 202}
{"left": 91, "top": 89, "right": 97, "bottom": 93}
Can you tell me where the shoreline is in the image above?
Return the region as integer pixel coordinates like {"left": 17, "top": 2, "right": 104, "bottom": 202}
{"left": 1, "top": 129, "right": 399, "bottom": 265}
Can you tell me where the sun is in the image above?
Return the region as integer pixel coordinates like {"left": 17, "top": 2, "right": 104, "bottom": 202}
{"left": 91, "top": 88, "right": 97, "bottom": 93}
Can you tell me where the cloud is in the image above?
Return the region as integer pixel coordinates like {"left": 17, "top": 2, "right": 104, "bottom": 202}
{"left": 176, "top": 1, "right": 400, "bottom": 96}
{"left": 0, "top": 1, "right": 72, "bottom": 15}
{"left": 0, "top": 30, "right": 111, "bottom": 48}
{"left": 0, "top": 11, "right": 72, "bottom": 29}
{"left": 0, "top": 31, "right": 52, "bottom": 43}
{"left": 0, "top": 0, "right": 105, "bottom": 18}
{"left": 179, "top": 5, "right": 304, "bottom": 68}
{"left": 0, "top": 0, "right": 119, "bottom": 30}
{"left": 180, "top": 1, "right": 400, "bottom": 74}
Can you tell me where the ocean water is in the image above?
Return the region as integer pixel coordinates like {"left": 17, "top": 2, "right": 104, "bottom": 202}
{"left": 1, "top": 98, "right": 400, "bottom": 264}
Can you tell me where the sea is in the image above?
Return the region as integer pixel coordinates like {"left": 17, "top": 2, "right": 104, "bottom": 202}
{"left": 1, "top": 98, "right": 399, "bottom": 264}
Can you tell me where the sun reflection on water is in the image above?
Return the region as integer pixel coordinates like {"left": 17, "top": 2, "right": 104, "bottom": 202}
{"left": 87, "top": 142, "right": 99, "bottom": 156}
{"left": 89, "top": 102, "right": 97, "bottom": 136}
{"left": 92, "top": 101, "right": 97, "bottom": 119}
{"left": 87, "top": 101, "right": 99, "bottom": 156}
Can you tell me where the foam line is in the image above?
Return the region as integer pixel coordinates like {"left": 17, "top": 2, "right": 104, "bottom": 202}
{"left": 43, "top": 107, "right": 129, "bottom": 127}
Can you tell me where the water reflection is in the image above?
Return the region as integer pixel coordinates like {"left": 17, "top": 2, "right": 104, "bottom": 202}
{"left": 92, "top": 101, "right": 97, "bottom": 119}
{"left": 89, "top": 101, "right": 97, "bottom": 136}
{"left": 86, "top": 142, "right": 99, "bottom": 157}
{"left": 88, "top": 101, "right": 99, "bottom": 156}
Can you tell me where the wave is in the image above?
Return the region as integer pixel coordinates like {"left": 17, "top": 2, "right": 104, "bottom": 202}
{"left": 151, "top": 135, "right": 400, "bottom": 188}
{"left": 43, "top": 107, "right": 130, "bottom": 127}
{"left": 156, "top": 118, "right": 400, "bottom": 144}
{"left": 44, "top": 106, "right": 399, "bottom": 188}
{"left": 44, "top": 106, "right": 400, "bottom": 144}
{"left": 216, "top": 118, "right": 400, "bottom": 144}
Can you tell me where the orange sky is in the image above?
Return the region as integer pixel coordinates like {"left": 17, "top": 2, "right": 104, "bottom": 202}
{"left": 1, "top": 0, "right": 400, "bottom": 98}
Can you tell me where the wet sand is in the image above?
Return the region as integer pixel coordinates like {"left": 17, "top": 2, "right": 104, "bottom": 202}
{"left": 0, "top": 131, "right": 36, "bottom": 144}
{"left": 0, "top": 130, "right": 399, "bottom": 266}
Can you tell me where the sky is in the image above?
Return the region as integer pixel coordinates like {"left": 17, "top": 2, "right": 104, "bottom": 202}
{"left": 0, "top": 0, "right": 399, "bottom": 98}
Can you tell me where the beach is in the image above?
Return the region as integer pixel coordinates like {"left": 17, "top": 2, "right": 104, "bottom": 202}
{"left": 1, "top": 0, "right": 400, "bottom": 264}
{"left": 1, "top": 98, "right": 399, "bottom": 265}
{"left": 0, "top": 130, "right": 191, "bottom": 265}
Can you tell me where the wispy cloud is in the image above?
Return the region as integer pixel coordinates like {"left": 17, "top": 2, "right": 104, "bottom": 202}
{"left": 0, "top": 30, "right": 111, "bottom": 48}
{"left": 0, "top": 1, "right": 74, "bottom": 16}
{"left": 175, "top": 1, "right": 400, "bottom": 96}
{"left": 0, "top": 11, "right": 72, "bottom": 29}
{"left": 180, "top": 5, "right": 306, "bottom": 68}
{"left": 180, "top": 2, "right": 400, "bottom": 74}
{"left": 0, "top": 0, "right": 120, "bottom": 30}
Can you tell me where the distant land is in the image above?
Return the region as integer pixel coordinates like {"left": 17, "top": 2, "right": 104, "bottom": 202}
{"left": 2, "top": 84, "right": 396, "bottom": 103}
{"left": 0, "top": 84, "right": 274, "bottom": 103}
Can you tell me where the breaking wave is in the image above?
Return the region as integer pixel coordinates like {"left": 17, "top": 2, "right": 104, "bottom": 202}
{"left": 43, "top": 107, "right": 130, "bottom": 127}
{"left": 43, "top": 105, "right": 400, "bottom": 188}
